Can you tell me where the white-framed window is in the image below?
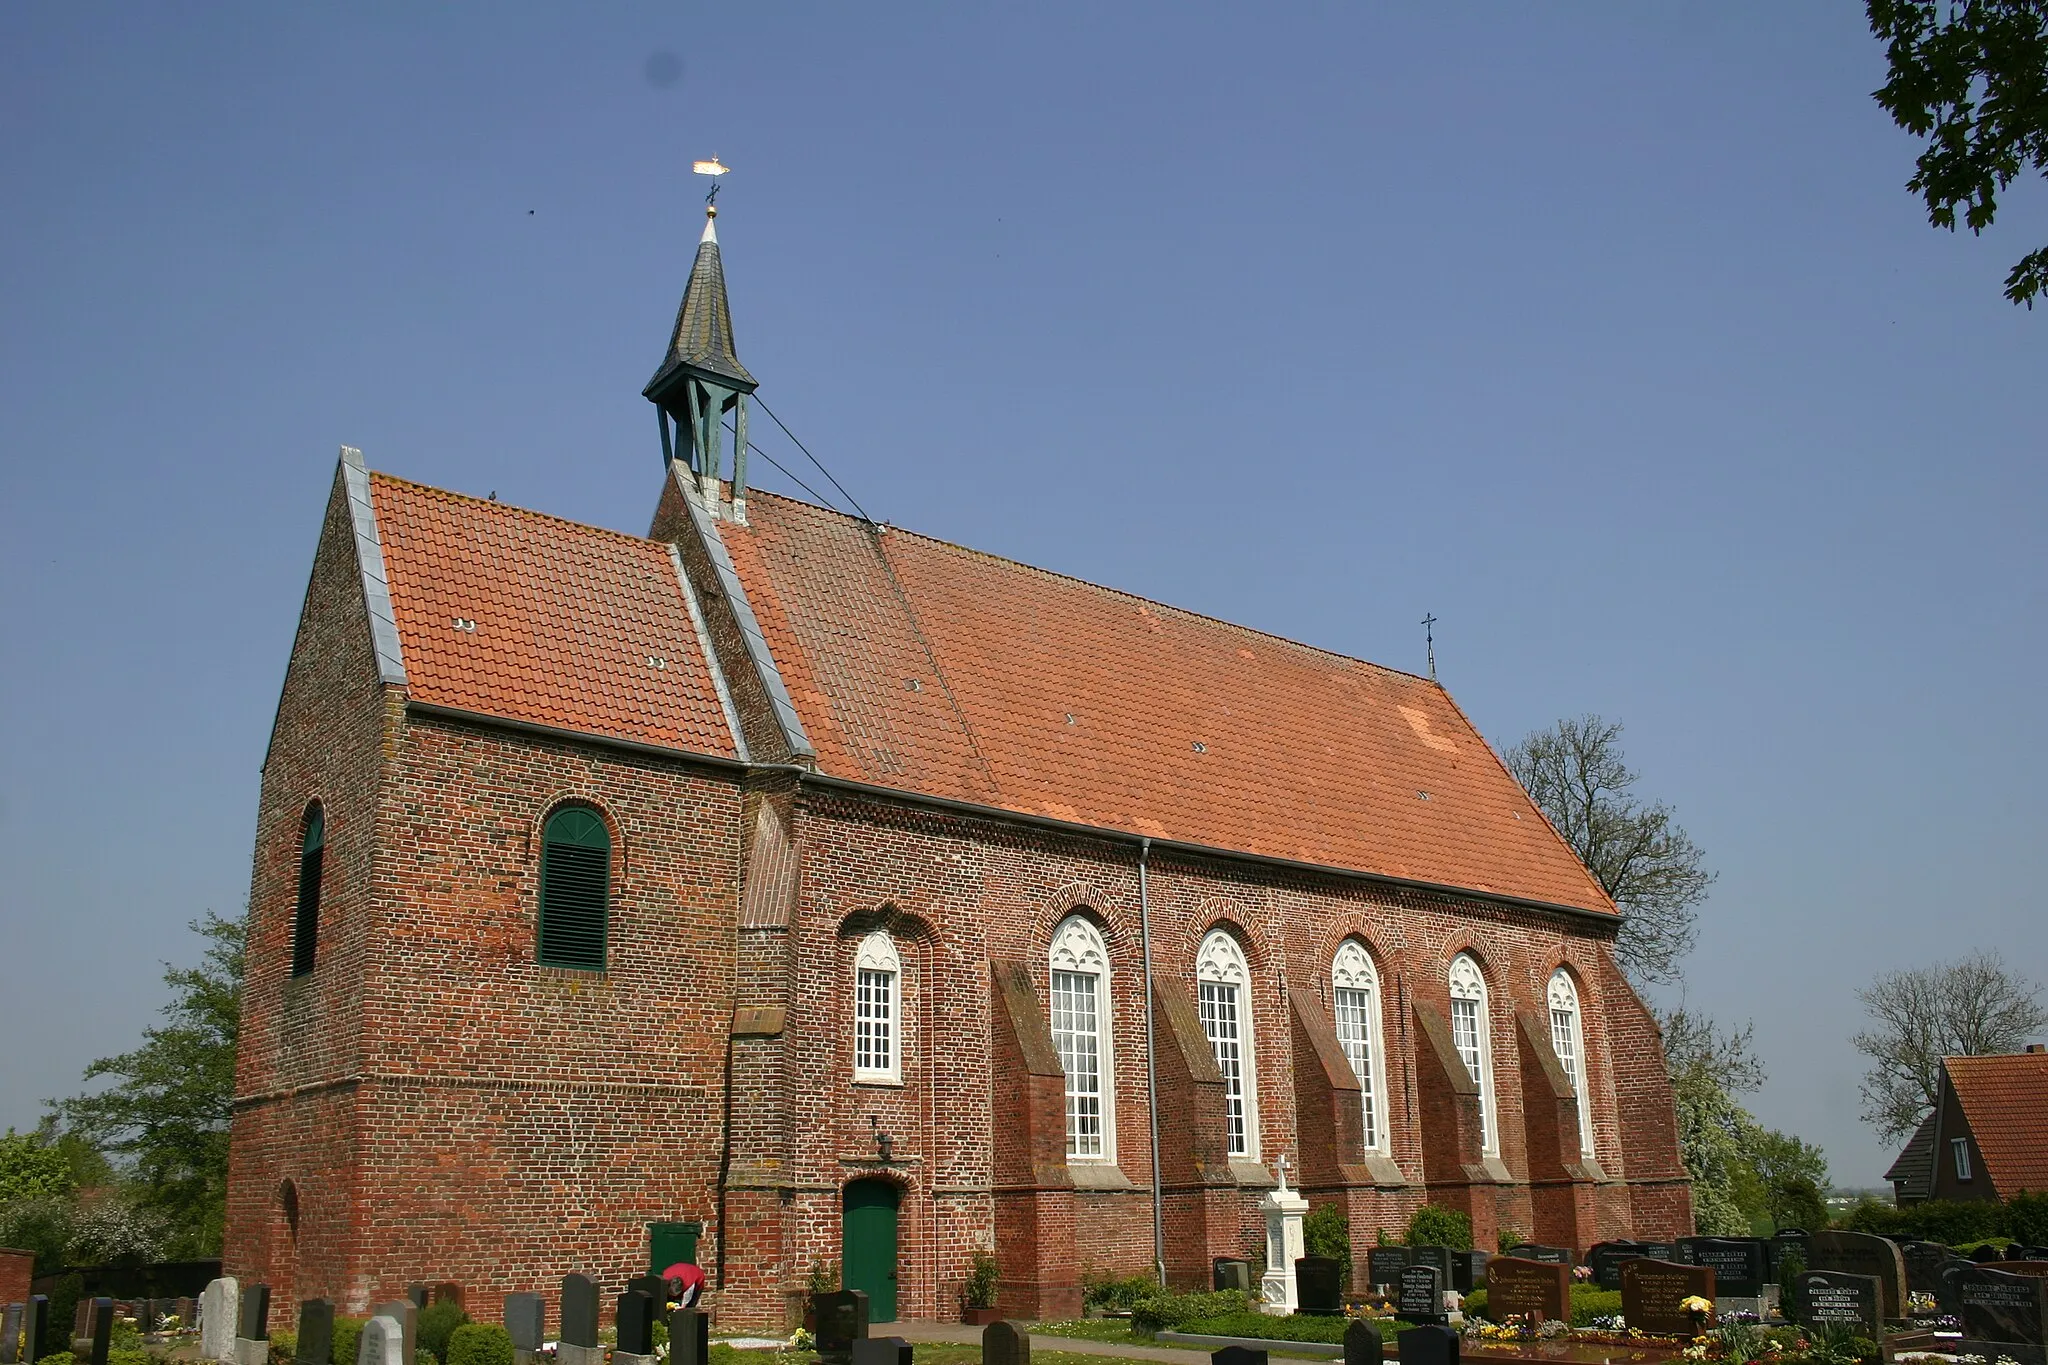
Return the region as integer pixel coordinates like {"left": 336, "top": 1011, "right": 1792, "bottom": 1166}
{"left": 1952, "top": 1137, "right": 1972, "bottom": 1181}
{"left": 1448, "top": 953, "right": 1498, "bottom": 1157}
{"left": 1196, "top": 929, "right": 1259, "bottom": 1159}
{"left": 1049, "top": 914, "right": 1115, "bottom": 1162}
{"left": 1332, "top": 939, "right": 1389, "bottom": 1153}
{"left": 853, "top": 931, "right": 902, "bottom": 1084}
{"left": 1548, "top": 967, "right": 1596, "bottom": 1159}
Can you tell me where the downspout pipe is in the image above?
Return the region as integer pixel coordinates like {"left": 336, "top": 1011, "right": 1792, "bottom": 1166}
{"left": 1140, "top": 836, "right": 1165, "bottom": 1286}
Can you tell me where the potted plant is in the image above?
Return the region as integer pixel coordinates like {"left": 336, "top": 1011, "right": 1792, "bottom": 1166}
{"left": 961, "top": 1250, "right": 1001, "bottom": 1325}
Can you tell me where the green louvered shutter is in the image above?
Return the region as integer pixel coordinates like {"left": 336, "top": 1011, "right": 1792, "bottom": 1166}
{"left": 539, "top": 807, "right": 610, "bottom": 970}
{"left": 291, "top": 804, "right": 325, "bottom": 977}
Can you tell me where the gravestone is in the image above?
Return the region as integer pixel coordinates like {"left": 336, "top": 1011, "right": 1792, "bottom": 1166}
{"left": 178, "top": 1299, "right": 198, "bottom": 1331}
{"left": 503, "top": 1293, "right": 544, "bottom": 1365}
{"left": 1395, "top": 1324, "right": 1458, "bottom": 1365}
{"left": 1397, "top": 1265, "right": 1444, "bottom": 1322}
{"left": 555, "top": 1276, "right": 600, "bottom": 1365}
{"left": 1589, "top": 1241, "right": 1650, "bottom": 1291}
{"left": 1486, "top": 1257, "right": 1572, "bottom": 1323}
{"left": 372, "top": 1302, "right": 416, "bottom": 1365}
{"left": 811, "top": 1290, "right": 870, "bottom": 1365}
{"left": 1958, "top": 1265, "right": 2048, "bottom": 1365}
{"left": 1794, "top": 1272, "right": 1881, "bottom": 1335}
{"left": 1450, "top": 1251, "right": 1490, "bottom": 1295}
{"left": 24, "top": 1301, "right": 49, "bottom": 1365}
{"left": 355, "top": 1316, "right": 404, "bottom": 1365}
{"left": 2015, "top": 1248, "right": 2048, "bottom": 1262}
{"left": 296, "top": 1301, "right": 335, "bottom": 1365}
{"left": 1620, "top": 1259, "right": 1715, "bottom": 1336}
{"left": 1296, "top": 1258, "right": 1343, "bottom": 1315}
{"left": 983, "top": 1321, "right": 1028, "bottom": 1365}
{"left": 1678, "top": 1238, "right": 1769, "bottom": 1298}
{"left": 89, "top": 1298, "right": 115, "bottom": 1365}
{"left": 1807, "top": 1231, "right": 1907, "bottom": 1322}
{"left": 1901, "top": 1242, "right": 1952, "bottom": 1297}
{"left": 235, "top": 1284, "right": 271, "bottom": 1365}
{"left": 1212, "top": 1260, "right": 1252, "bottom": 1293}
{"left": 2, "top": 1301, "right": 22, "bottom": 1365}
{"left": 2004, "top": 1264, "right": 2048, "bottom": 1277}
{"left": 1366, "top": 1248, "right": 1409, "bottom": 1290}
{"left": 1973, "top": 1245, "right": 2007, "bottom": 1264}
{"left": 626, "top": 1277, "right": 667, "bottom": 1321}
{"left": 201, "top": 1277, "right": 240, "bottom": 1364}
{"left": 1770, "top": 1230, "right": 1811, "bottom": 1277}
{"left": 1938, "top": 1257, "right": 1979, "bottom": 1317}
{"left": 669, "top": 1309, "right": 709, "bottom": 1365}
{"left": 72, "top": 1297, "right": 90, "bottom": 1354}
{"left": 613, "top": 1293, "right": 655, "bottom": 1364}
{"left": 1343, "top": 1318, "right": 1383, "bottom": 1365}
{"left": 406, "top": 1288, "right": 427, "bottom": 1311}
{"left": 1506, "top": 1245, "right": 1572, "bottom": 1266}
{"left": 849, "top": 1337, "right": 911, "bottom": 1365}
{"left": 1212, "top": 1347, "right": 1268, "bottom": 1365}
{"left": 1406, "top": 1246, "right": 1452, "bottom": 1280}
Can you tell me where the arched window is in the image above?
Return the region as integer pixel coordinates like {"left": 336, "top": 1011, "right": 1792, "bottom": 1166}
{"left": 1448, "top": 953, "right": 1498, "bottom": 1156}
{"left": 853, "top": 931, "right": 902, "bottom": 1083}
{"left": 1050, "top": 915, "right": 1115, "bottom": 1162}
{"left": 1332, "top": 939, "right": 1389, "bottom": 1153}
{"left": 1196, "top": 929, "right": 1259, "bottom": 1159}
{"left": 291, "top": 803, "right": 325, "bottom": 977}
{"left": 1549, "top": 968, "right": 1595, "bottom": 1158}
{"left": 538, "top": 806, "right": 610, "bottom": 970}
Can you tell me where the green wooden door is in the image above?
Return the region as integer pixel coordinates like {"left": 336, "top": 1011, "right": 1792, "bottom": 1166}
{"left": 648, "top": 1221, "right": 701, "bottom": 1274}
{"left": 841, "top": 1179, "right": 900, "bottom": 1322}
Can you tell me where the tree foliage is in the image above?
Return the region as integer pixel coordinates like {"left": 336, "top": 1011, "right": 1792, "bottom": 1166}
{"left": 1661, "top": 1009, "right": 1830, "bottom": 1236}
{"left": 1851, "top": 951, "right": 2048, "bottom": 1143}
{"left": 1867, "top": 0, "right": 2048, "bottom": 307}
{"left": 1506, "top": 716, "right": 1715, "bottom": 985}
{"left": 56, "top": 911, "right": 245, "bottom": 1259}
{"left": 0, "top": 1130, "right": 76, "bottom": 1205}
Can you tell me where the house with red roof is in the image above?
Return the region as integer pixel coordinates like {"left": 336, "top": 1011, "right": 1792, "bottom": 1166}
{"left": 1886, "top": 1048, "right": 2048, "bottom": 1204}
{"left": 225, "top": 202, "right": 1691, "bottom": 1329}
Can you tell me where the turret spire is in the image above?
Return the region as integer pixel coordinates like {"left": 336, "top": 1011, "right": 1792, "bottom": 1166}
{"left": 646, "top": 161, "right": 756, "bottom": 521}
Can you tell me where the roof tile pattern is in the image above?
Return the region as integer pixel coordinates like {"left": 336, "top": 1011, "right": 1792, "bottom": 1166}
{"left": 725, "top": 491, "right": 1614, "bottom": 913}
{"left": 370, "top": 474, "right": 736, "bottom": 759}
{"left": 1947, "top": 1051, "right": 2048, "bottom": 1196}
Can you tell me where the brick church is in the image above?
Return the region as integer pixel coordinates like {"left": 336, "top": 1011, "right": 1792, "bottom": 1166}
{"left": 225, "top": 198, "right": 1691, "bottom": 1331}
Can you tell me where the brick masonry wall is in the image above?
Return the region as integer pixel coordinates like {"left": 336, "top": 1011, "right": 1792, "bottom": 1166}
{"left": 0, "top": 1249, "right": 33, "bottom": 1313}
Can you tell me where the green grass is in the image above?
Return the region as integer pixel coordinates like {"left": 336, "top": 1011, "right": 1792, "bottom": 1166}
{"left": 708, "top": 1346, "right": 1191, "bottom": 1365}
{"left": 1030, "top": 1321, "right": 1154, "bottom": 1343}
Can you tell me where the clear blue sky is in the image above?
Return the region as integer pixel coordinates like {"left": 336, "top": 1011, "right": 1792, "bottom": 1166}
{"left": 3, "top": 6, "right": 2043, "bottom": 1188}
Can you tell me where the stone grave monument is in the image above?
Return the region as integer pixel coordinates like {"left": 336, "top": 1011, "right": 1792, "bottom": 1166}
{"left": 669, "top": 1310, "right": 709, "bottom": 1365}
{"left": 236, "top": 1283, "right": 271, "bottom": 1365}
{"left": 1259, "top": 1159, "right": 1309, "bottom": 1314}
{"left": 849, "top": 1337, "right": 911, "bottom": 1365}
{"left": 1212, "top": 1347, "right": 1268, "bottom": 1365}
{"left": 356, "top": 1316, "right": 404, "bottom": 1365}
{"left": 1506, "top": 1245, "right": 1572, "bottom": 1266}
{"left": 1450, "top": 1251, "right": 1490, "bottom": 1295}
{"left": 811, "top": 1290, "right": 870, "bottom": 1365}
{"left": 1900, "top": 1241, "right": 1952, "bottom": 1297}
{"left": 1395, "top": 1324, "right": 1458, "bottom": 1365}
{"left": 89, "top": 1297, "right": 115, "bottom": 1365}
{"left": 1589, "top": 1242, "right": 1648, "bottom": 1291}
{"left": 1343, "top": 1318, "right": 1382, "bottom": 1365}
{"left": 1406, "top": 1247, "right": 1452, "bottom": 1281}
{"left": 372, "top": 1300, "right": 417, "bottom": 1365}
{"left": 1486, "top": 1257, "right": 1571, "bottom": 1322}
{"left": 1807, "top": 1231, "right": 1907, "bottom": 1322}
{"left": 613, "top": 1293, "right": 656, "bottom": 1365}
{"left": 1793, "top": 1271, "right": 1880, "bottom": 1336}
{"left": 1295, "top": 1258, "right": 1343, "bottom": 1315}
{"left": 295, "top": 1301, "right": 334, "bottom": 1365}
{"left": 1397, "top": 1265, "right": 1444, "bottom": 1323}
{"left": 1366, "top": 1247, "right": 1409, "bottom": 1291}
{"left": 1212, "top": 1260, "right": 1251, "bottom": 1293}
{"left": 23, "top": 1299, "right": 48, "bottom": 1365}
{"left": 983, "top": 1321, "right": 1028, "bottom": 1365}
{"left": 1958, "top": 1264, "right": 2048, "bottom": 1365}
{"left": 201, "top": 1277, "right": 240, "bottom": 1365}
{"left": 1620, "top": 1259, "right": 1716, "bottom": 1336}
{"left": 1678, "top": 1237, "right": 1771, "bottom": 1313}
{"left": 1, "top": 1301, "right": 21, "bottom": 1365}
{"left": 503, "top": 1293, "right": 544, "bottom": 1365}
{"left": 555, "top": 1277, "right": 601, "bottom": 1365}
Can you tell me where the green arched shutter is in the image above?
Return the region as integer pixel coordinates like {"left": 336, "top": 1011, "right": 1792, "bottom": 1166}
{"left": 539, "top": 807, "right": 610, "bottom": 970}
{"left": 291, "top": 804, "right": 325, "bottom": 977}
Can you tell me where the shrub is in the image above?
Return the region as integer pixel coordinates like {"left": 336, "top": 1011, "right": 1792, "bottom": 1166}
{"left": 1304, "top": 1204, "right": 1352, "bottom": 1282}
{"left": 2009, "top": 1191, "right": 2048, "bottom": 1246}
{"left": 1403, "top": 1204, "right": 1472, "bottom": 1250}
{"left": 807, "top": 1260, "right": 840, "bottom": 1294}
{"left": 331, "top": 1317, "right": 368, "bottom": 1365}
{"left": 1083, "top": 1272, "right": 1160, "bottom": 1313}
{"left": 1177, "top": 1312, "right": 1354, "bottom": 1343}
{"left": 1840, "top": 1197, "right": 2003, "bottom": 1245}
{"left": 270, "top": 1330, "right": 298, "bottom": 1364}
{"left": 40, "top": 1354, "right": 77, "bottom": 1365}
{"left": 1129, "top": 1289, "right": 1255, "bottom": 1333}
{"left": 108, "top": 1351, "right": 151, "bottom": 1365}
{"left": 417, "top": 1302, "right": 471, "bottom": 1364}
{"left": 446, "top": 1324, "right": 513, "bottom": 1365}
{"left": 962, "top": 1250, "right": 1000, "bottom": 1309}
{"left": 417, "top": 1351, "right": 439, "bottom": 1365}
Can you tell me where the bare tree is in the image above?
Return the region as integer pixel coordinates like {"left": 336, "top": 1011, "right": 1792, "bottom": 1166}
{"left": 1506, "top": 715, "right": 1715, "bottom": 986}
{"left": 1852, "top": 952, "right": 2048, "bottom": 1143}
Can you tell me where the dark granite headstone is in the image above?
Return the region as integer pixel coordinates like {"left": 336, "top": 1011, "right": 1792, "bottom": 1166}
{"left": 849, "top": 1337, "right": 910, "bottom": 1365}
{"left": 1212, "top": 1260, "right": 1252, "bottom": 1293}
{"left": 2014, "top": 1248, "right": 2048, "bottom": 1263}
{"left": 1807, "top": 1231, "right": 1907, "bottom": 1321}
{"left": 1973, "top": 1245, "right": 2008, "bottom": 1263}
{"left": 1451, "top": 1251, "right": 1490, "bottom": 1295}
{"left": 1620, "top": 1259, "right": 1715, "bottom": 1336}
{"left": 811, "top": 1290, "right": 870, "bottom": 1363}
{"left": 406, "top": 1288, "right": 427, "bottom": 1312}
{"left": 1367, "top": 1247, "right": 1409, "bottom": 1289}
{"left": 1487, "top": 1257, "right": 1572, "bottom": 1322}
{"left": 23, "top": 1301, "right": 48, "bottom": 1365}
{"left": 1395, "top": 1324, "right": 1458, "bottom": 1365}
{"left": 1344, "top": 1319, "right": 1383, "bottom": 1365}
{"left": 1938, "top": 1257, "right": 1978, "bottom": 1317}
{"left": 1795, "top": 1272, "right": 1881, "bottom": 1334}
{"left": 1769, "top": 1230, "right": 1811, "bottom": 1276}
{"left": 615, "top": 1294, "right": 654, "bottom": 1358}
{"left": 1959, "top": 1266, "right": 2048, "bottom": 1349}
{"left": 2, "top": 1301, "right": 23, "bottom": 1365}
{"left": 1590, "top": 1241, "right": 1651, "bottom": 1291}
{"left": 503, "top": 1294, "right": 544, "bottom": 1355}
{"left": 1407, "top": 1246, "right": 1452, "bottom": 1279}
{"left": 1297, "top": 1258, "right": 1344, "bottom": 1315}
{"left": 238, "top": 1287, "right": 271, "bottom": 1343}
{"left": 2004, "top": 1263, "right": 2048, "bottom": 1277}
{"left": 559, "top": 1277, "right": 600, "bottom": 1350}
{"left": 90, "top": 1297, "right": 115, "bottom": 1365}
{"left": 668, "top": 1309, "right": 708, "bottom": 1365}
{"left": 1506, "top": 1245, "right": 1572, "bottom": 1266}
{"left": 1397, "top": 1265, "right": 1444, "bottom": 1322}
{"left": 296, "top": 1301, "right": 335, "bottom": 1365}
{"left": 983, "top": 1321, "right": 1028, "bottom": 1365}
{"left": 1678, "top": 1238, "right": 1769, "bottom": 1298}
{"left": 1901, "top": 1242, "right": 1952, "bottom": 1296}
{"left": 1212, "top": 1348, "right": 1267, "bottom": 1365}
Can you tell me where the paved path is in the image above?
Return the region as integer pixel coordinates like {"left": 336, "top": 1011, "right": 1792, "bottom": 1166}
{"left": 886, "top": 1321, "right": 1213, "bottom": 1365}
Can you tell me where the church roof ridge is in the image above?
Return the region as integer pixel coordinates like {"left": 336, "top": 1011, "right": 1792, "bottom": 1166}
{"left": 366, "top": 469, "right": 662, "bottom": 548}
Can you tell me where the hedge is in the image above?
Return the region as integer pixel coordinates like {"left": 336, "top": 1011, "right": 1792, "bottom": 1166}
{"left": 446, "top": 1324, "right": 513, "bottom": 1365}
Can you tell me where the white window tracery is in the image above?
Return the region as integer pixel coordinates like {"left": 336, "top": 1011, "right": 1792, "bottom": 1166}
{"left": 1197, "top": 929, "right": 1259, "bottom": 1159}
{"left": 1548, "top": 967, "right": 1596, "bottom": 1158}
{"left": 1448, "top": 953, "right": 1498, "bottom": 1157}
{"left": 1050, "top": 915, "right": 1115, "bottom": 1162}
{"left": 854, "top": 931, "right": 901, "bottom": 1083}
{"left": 1332, "top": 939, "right": 1389, "bottom": 1153}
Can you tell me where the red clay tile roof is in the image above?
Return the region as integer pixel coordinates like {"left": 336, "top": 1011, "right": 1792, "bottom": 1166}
{"left": 724, "top": 490, "right": 1615, "bottom": 914}
{"left": 369, "top": 474, "right": 737, "bottom": 759}
{"left": 1946, "top": 1051, "right": 2048, "bottom": 1196}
